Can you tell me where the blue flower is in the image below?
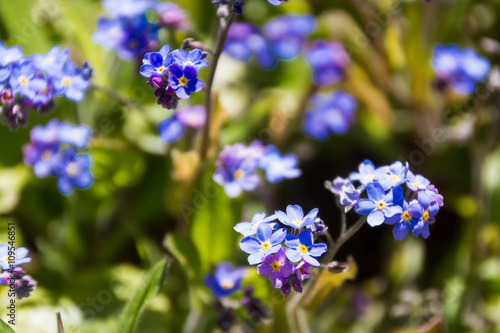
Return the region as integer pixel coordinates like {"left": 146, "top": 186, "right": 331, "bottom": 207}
{"left": 168, "top": 63, "right": 203, "bottom": 99}
{"left": 22, "top": 120, "right": 61, "bottom": 178}
{"left": 32, "top": 46, "right": 69, "bottom": 77}
{"left": 258, "top": 145, "right": 301, "bottom": 183}
{"left": 406, "top": 171, "right": 430, "bottom": 192}
{"left": 203, "top": 262, "right": 246, "bottom": 298}
{"left": 157, "top": 105, "right": 207, "bottom": 143}
{"left": 305, "top": 41, "right": 350, "bottom": 87}
{"left": 102, "top": 0, "right": 156, "bottom": 17}
{"left": 267, "top": 0, "right": 284, "bottom": 5}
{"left": 213, "top": 158, "right": 260, "bottom": 198}
{"left": 54, "top": 148, "right": 93, "bottom": 195}
{"left": 234, "top": 212, "right": 279, "bottom": 237}
{"left": 339, "top": 183, "right": 362, "bottom": 212}
{"left": 431, "top": 44, "right": 490, "bottom": 95}
{"left": 171, "top": 49, "right": 209, "bottom": 70}
{"left": 303, "top": 91, "right": 357, "bottom": 140}
{"left": 349, "top": 160, "right": 391, "bottom": 189}
{"left": 0, "top": 45, "right": 23, "bottom": 67}
{"left": 9, "top": 62, "right": 47, "bottom": 100}
{"left": 224, "top": 23, "right": 277, "bottom": 69}
{"left": 275, "top": 205, "right": 318, "bottom": 229}
{"left": 354, "top": 183, "right": 403, "bottom": 227}
{"left": 284, "top": 229, "right": 327, "bottom": 266}
{"left": 0, "top": 244, "right": 31, "bottom": 270}
{"left": 58, "top": 123, "right": 92, "bottom": 149}
{"left": 387, "top": 161, "right": 409, "bottom": 187}
{"left": 53, "top": 61, "right": 90, "bottom": 102}
{"left": 239, "top": 223, "right": 287, "bottom": 265}
{"left": 407, "top": 192, "right": 439, "bottom": 239}
{"left": 385, "top": 199, "right": 416, "bottom": 241}
{"left": 263, "top": 15, "right": 315, "bottom": 59}
{"left": 140, "top": 45, "right": 173, "bottom": 78}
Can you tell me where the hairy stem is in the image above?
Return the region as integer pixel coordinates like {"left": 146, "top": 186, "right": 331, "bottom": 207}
{"left": 200, "top": 13, "right": 236, "bottom": 161}
{"left": 324, "top": 215, "right": 367, "bottom": 263}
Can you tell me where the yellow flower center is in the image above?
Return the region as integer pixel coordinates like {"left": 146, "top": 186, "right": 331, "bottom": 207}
{"left": 66, "top": 162, "right": 79, "bottom": 177}
{"left": 377, "top": 201, "right": 385, "bottom": 210}
{"left": 42, "top": 150, "right": 52, "bottom": 160}
{"left": 45, "top": 57, "right": 54, "bottom": 64}
{"left": 299, "top": 245, "right": 308, "bottom": 254}
{"left": 220, "top": 280, "right": 234, "bottom": 290}
{"left": 157, "top": 66, "right": 165, "bottom": 73}
{"left": 391, "top": 175, "right": 399, "bottom": 181}
{"left": 178, "top": 76, "right": 188, "bottom": 86}
{"left": 402, "top": 211, "right": 411, "bottom": 221}
{"left": 261, "top": 242, "right": 270, "bottom": 250}
{"left": 365, "top": 174, "right": 374, "bottom": 181}
{"left": 294, "top": 220, "right": 302, "bottom": 226}
{"left": 413, "top": 183, "right": 418, "bottom": 189}
{"left": 19, "top": 75, "right": 28, "bottom": 85}
{"left": 63, "top": 76, "right": 72, "bottom": 87}
{"left": 272, "top": 261, "right": 281, "bottom": 271}
{"left": 422, "top": 211, "right": 429, "bottom": 221}
{"left": 233, "top": 169, "right": 244, "bottom": 180}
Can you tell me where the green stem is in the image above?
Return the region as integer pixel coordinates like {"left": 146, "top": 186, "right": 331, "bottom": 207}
{"left": 89, "top": 83, "right": 143, "bottom": 111}
{"left": 200, "top": 12, "right": 236, "bottom": 162}
{"left": 324, "top": 215, "right": 367, "bottom": 264}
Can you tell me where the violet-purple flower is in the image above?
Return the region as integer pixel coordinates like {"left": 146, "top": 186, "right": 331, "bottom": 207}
{"left": 256, "top": 248, "right": 293, "bottom": 289}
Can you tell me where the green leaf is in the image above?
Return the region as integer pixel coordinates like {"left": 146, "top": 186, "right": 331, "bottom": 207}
{"left": 164, "top": 234, "right": 201, "bottom": 281}
{"left": 118, "top": 258, "right": 168, "bottom": 333}
{"left": 0, "top": 319, "right": 15, "bottom": 333}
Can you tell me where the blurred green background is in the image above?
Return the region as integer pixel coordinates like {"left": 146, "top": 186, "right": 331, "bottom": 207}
{"left": 1, "top": 0, "right": 500, "bottom": 332}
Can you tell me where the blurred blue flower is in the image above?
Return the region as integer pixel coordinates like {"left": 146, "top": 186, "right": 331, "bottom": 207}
{"left": 203, "top": 262, "right": 246, "bottom": 298}
{"left": 275, "top": 205, "right": 318, "bottom": 229}
{"left": 284, "top": 229, "right": 327, "bottom": 266}
{"left": 224, "top": 23, "right": 277, "bottom": 69}
{"left": 431, "top": 44, "right": 490, "bottom": 95}
{"left": 58, "top": 122, "right": 92, "bottom": 149}
{"left": 256, "top": 248, "right": 293, "bottom": 289}
{"left": 234, "top": 212, "right": 279, "bottom": 237}
{"left": 54, "top": 148, "right": 93, "bottom": 195}
{"left": 305, "top": 40, "right": 350, "bottom": 87}
{"left": 239, "top": 223, "right": 287, "bottom": 265}
{"left": 53, "top": 61, "right": 90, "bottom": 102}
{"left": 0, "top": 244, "right": 32, "bottom": 270}
{"left": 9, "top": 62, "right": 47, "bottom": 100}
{"left": 263, "top": 14, "right": 315, "bottom": 59}
{"left": 406, "top": 171, "right": 430, "bottom": 192}
{"left": 0, "top": 44, "right": 23, "bottom": 67}
{"left": 303, "top": 91, "right": 357, "bottom": 140}
{"left": 102, "top": 0, "right": 156, "bottom": 17}
{"left": 258, "top": 145, "right": 301, "bottom": 183}
{"left": 355, "top": 183, "right": 403, "bottom": 227}
{"left": 168, "top": 63, "right": 203, "bottom": 99}
{"left": 214, "top": 158, "right": 260, "bottom": 198}
{"left": 23, "top": 120, "right": 61, "bottom": 178}
{"left": 32, "top": 46, "right": 69, "bottom": 77}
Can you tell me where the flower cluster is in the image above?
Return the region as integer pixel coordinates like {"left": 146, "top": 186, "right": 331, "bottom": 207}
{"left": 157, "top": 105, "right": 206, "bottom": 143}
{"left": 203, "top": 264, "right": 269, "bottom": 330}
{"left": 303, "top": 91, "right": 357, "bottom": 140}
{"left": 213, "top": 141, "right": 301, "bottom": 198}
{"left": 305, "top": 41, "right": 351, "bottom": 87}
{"left": 0, "top": 244, "right": 36, "bottom": 300}
{"left": 236, "top": 206, "right": 327, "bottom": 296}
{"left": 0, "top": 43, "right": 91, "bottom": 130}
{"left": 431, "top": 44, "right": 490, "bottom": 95}
{"left": 223, "top": 15, "right": 315, "bottom": 69}
{"left": 92, "top": 0, "right": 188, "bottom": 61}
{"left": 23, "top": 119, "right": 93, "bottom": 195}
{"left": 328, "top": 160, "right": 444, "bottom": 240}
{"left": 139, "top": 45, "right": 207, "bottom": 110}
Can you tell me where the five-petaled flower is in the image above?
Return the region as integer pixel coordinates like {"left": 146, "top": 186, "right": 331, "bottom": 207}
{"left": 354, "top": 183, "right": 403, "bottom": 227}
{"left": 234, "top": 212, "right": 279, "bottom": 237}
{"left": 203, "top": 262, "right": 246, "bottom": 298}
{"left": 168, "top": 63, "right": 203, "bottom": 99}
{"left": 275, "top": 205, "right": 318, "bottom": 229}
{"left": 239, "top": 223, "right": 287, "bottom": 265}
{"left": 284, "top": 229, "right": 327, "bottom": 266}
{"left": 256, "top": 248, "right": 294, "bottom": 288}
